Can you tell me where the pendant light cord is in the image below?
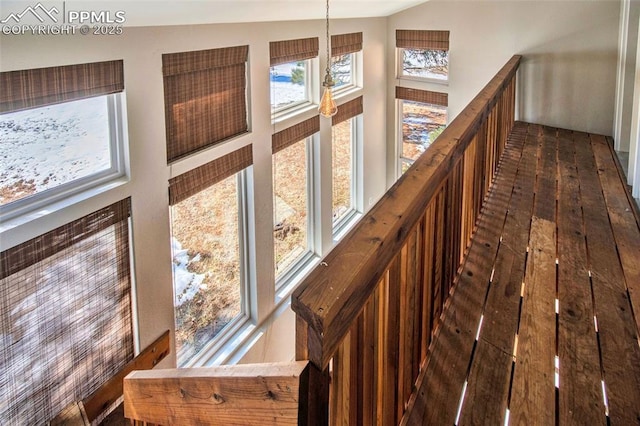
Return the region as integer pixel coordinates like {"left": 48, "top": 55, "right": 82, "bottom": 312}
{"left": 325, "top": 0, "right": 331, "bottom": 78}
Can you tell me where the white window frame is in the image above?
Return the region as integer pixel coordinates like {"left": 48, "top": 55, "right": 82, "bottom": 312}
{"left": 270, "top": 59, "right": 316, "bottom": 121}
{"left": 332, "top": 116, "right": 362, "bottom": 238}
{"left": 331, "top": 52, "right": 359, "bottom": 95}
{"left": 397, "top": 47, "right": 449, "bottom": 85}
{"left": 273, "top": 135, "right": 319, "bottom": 296}
{"left": 0, "top": 93, "right": 127, "bottom": 223}
{"left": 176, "top": 168, "right": 253, "bottom": 368}
{"left": 397, "top": 99, "right": 448, "bottom": 177}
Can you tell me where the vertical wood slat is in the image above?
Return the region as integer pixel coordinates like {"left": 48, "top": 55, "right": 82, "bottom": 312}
{"left": 420, "top": 205, "right": 436, "bottom": 361}
{"left": 384, "top": 258, "right": 402, "bottom": 426}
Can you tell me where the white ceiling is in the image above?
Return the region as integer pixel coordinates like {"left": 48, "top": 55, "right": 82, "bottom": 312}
{"left": 61, "top": 0, "right": 430, "bottom": 27}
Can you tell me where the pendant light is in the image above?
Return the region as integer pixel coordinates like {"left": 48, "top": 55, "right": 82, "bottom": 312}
{"left": 319, "top": 0, "right": 337, "bottom": 118}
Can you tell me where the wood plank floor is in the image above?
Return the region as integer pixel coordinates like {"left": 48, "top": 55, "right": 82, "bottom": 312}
{"left": 404, "top": 122, "right": 640, "bottom": 426}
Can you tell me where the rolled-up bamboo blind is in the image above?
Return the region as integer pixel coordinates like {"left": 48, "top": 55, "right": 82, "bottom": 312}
{"left": 396, "top": 30, "right": 450, "bottom": 51}
{"left": 0, "top": 60, "right": 124, "bottom": 113}
{"left": 162, "top": 45, "right": 249, "bottom": 163}
{"left": 272, "top": 116, "right": 320, "bottom": 154}
{"left": 396, "top": 87, "right": 448, "bottom": 107}
{"left": 331, "top": 32, "right": 363, "bottom": 57}
{"left": 332, "top": 96, "right": 363, "bottom": 125}
{"left": 168, "top": 144, "right": 253, "bottom": 205}
{"left": 270, "top": 37, "right": 319, "bottom": 66}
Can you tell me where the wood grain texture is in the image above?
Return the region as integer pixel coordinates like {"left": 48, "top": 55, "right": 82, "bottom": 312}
{"left": 591, "top": 134, "right": 640, "bottom": 334}
{"left": 556, "top": 129, "right": 606, "bottom": 425}
{"left": 405, "top": 123, "right": 640, "bottom": 425}
{"left": 509, "top": 127, "right": 558, "bottom": 425}
{"left": 83, "top": 330, "right": 170, "bottom": 422}
{"left": 509, "top": 217, "right": 556, "bottom": 426}
{"left": 574, "top": 131, "right": 640, "bottom": 424}
{"left": 124, "top": 361, "right": 309, "bottom": 426}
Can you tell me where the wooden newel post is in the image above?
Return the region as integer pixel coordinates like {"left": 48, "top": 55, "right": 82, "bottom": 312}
{"left": 296, "top": 315, "right": 330, "bottom": 426}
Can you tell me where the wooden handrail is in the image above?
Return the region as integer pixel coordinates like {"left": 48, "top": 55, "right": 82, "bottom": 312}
{"left": 292, "top": 55, "right": 521, "bottom": 369}
{"left": 292, "top": 55, "right": 521, "bottom": 424}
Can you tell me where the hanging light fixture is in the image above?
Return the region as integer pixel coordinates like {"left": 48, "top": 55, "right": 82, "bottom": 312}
{"left": 319, "top": 0, "right": 337, "bottom": 118}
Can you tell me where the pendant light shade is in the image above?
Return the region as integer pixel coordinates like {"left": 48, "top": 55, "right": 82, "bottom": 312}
{"left": 319, "top": 0, "right": 337, "bottom": 118}
{"left": 319, "top": 73, "right": 337, "bottom": 118}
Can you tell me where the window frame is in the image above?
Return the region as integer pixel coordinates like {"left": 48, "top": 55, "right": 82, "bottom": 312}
{"left": 270, "top": 58, "right": 316, "bottom": 121}
{"left": 173, "top": 167, "right": 253, "bottom": 368}
{"left": 273, "top": 134, "right": 318, "bottom": 294}
{"left": 332, "top": 116, "right": 361, "bottom": 236}
{"left": 0, "top": 93, "right": 127, "bottom": 223}
{"left": 397, "top": 47, "right": 450, "bottom": 84}
{"left": 331, "top": 52, "right": 358, "bottom": 94}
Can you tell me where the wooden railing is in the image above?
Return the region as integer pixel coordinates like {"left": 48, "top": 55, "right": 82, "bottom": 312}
{"left": 123, "top": 55, "right": 521, "bottom": 425}
{"left": 292, "top": 55, "right": 521, "bottom": 425}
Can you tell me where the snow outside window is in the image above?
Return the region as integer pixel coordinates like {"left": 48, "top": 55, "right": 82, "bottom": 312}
{"left": 399, "top": 48, "right": 449, "bottom": 82}
{"left": 0, "top": 94, "right": 126, "bottom": 220}
{"left": 170, "top": 171, "right": 249, "bottom": 366}
{"left": 270, "top": 60, "right": 312, "bottom": 117}
{"left": 399, "top": 100, "right": 447, "bottom": 175}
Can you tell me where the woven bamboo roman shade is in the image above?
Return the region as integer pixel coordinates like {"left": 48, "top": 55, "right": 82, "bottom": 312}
{"left": 270, "top": 37, "right": 319, "bottom": 66}
{"left": 272, "top": 116, "right": 320, "bottom": 154}
{"left": 331, "top": 32, "right": 363, "bottom": 57}
{"left": 396, "top": 87, "right": 448, "bottom": 107}
{"left": 0, "top": 198, "right": 133, "bottom": 425}
{"left": 396, "top": 30, "right": 450, "bottom": 51}
{"left": 0, "top": 60, "right": 124, "bottom": 113}
{"left": 169, "top": 144, "right": 253, "bottom": 205}
{"left": 332, "top": 96, "right": 363, "bottom": 125}
{"left": 163, "top": 45, "right": 249, "bottom": 163}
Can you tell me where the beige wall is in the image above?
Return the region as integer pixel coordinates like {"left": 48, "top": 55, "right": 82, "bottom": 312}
{"left": 387, "top": 0, "right": 620, "bottom": 181}
{"left": 0, "top": 17, "right": 389, "bottom": 366}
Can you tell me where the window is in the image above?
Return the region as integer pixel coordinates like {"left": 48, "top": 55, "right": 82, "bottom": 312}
{"left": 0, "top": 60, "right": 126, "bottom": 220}
{"left": 331, "top": 53, "right": 354, "bottom": 90}
{"left": 396, "top": 87, "right": 448, "bottom": 174}
{"left": 270, "top": 37, "right": 319, "bottom": 118}
{"left": 331, "top": 96, "right": 363, "bottom": 228}
{"left": 272, "top": 116, "right": 319, "bottom": 284}
{"left": 396, "top": 30, "right": 450, "bottom": 82}
{"left": 400, "top": 48, "right": 449, "bottom": 81}
{"left": 162, "top": 45, "right": 249, "bottom": 163}
{"left": 331, "top": 32, "right": 362, "bottom": 92}
{"left": 270, "top": 60, "right": 311, "bottom": 112}
{"left": 168, "top": 146, "right": 252, "bottom": 366}
{"left": 0, "top": 199, "right": 133, "bottom": 425}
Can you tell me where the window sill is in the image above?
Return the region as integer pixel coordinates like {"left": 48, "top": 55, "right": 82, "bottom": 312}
{"left": 178, "top": 314, "right": 253, "bottom": 368}
{"left": 397, "top": 75, "right": 449, "bottom": 86}
{"left": 332, "top": 209, "right": 362, "bottom": 242}
{"left": 272, "top": 102, "right": 317, "bottom": 126}
{"left": 0, "top": 176, "right": 129, "bottom": 244}
{"left": 184, "top": 253, "right": 320, "bottom": 368}
{"left": 275, "top": 252, "right": 320, "bottom": 303}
